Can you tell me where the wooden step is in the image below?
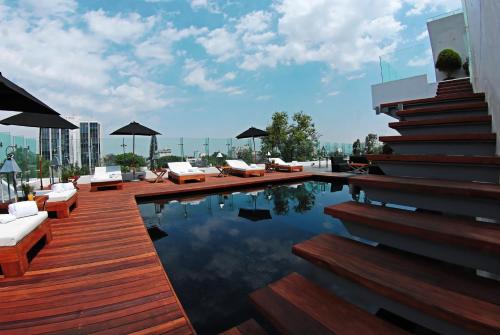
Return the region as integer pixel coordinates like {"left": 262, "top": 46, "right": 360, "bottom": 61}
{"left": 219, "top": 319, "right": 267, "bottom": 335}
{"left": 367, "top": 154, "right": 500, "bottom": 183}
{"left": 292, "top": 234, "right": 500, "bottom": 335}
{"left": 437, "top": 86, "right": 473, "bottom": 94}
{"left": 437, "top": 78, "right": 471, "bottom": 88}
{"left": 389, "top": 115, "right": 492, "bottom": 136}
{"left": 250, "top": 272, "right": 409, "bottom": 335}
{"left": 381, "top": 92, "right": 485, "bottom": 110}
{"left": 379, "top": 133, "right": 496, "bottom": 156}
{"left": 325, "top": 201, "right": 500, "bottom": 272}
{"left": 396, "top": 101, "right": 488, "bottom": 121}
{"left": 349, "top": 174, "right": 500, "bottom": 219}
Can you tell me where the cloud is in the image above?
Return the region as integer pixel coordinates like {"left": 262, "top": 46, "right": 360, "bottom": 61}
{"left": 196, "top": 28, "right": 239, "bottom": 62}
{"left": 407, "top": 48, "right": 433, "bottom": 66}
{"left": 346, "top": 73, "right": 366, "bottom": 80}
{"left": 19, "top": 0, "right": 77, "bottom": 17}
{"left": 416, "top": 30, "right": 429, "bottom": 41}
{"left": 328, "top": 90, "right": 340, "bottom": 96}
{"left": 84, "top": 9, "right": 156, "bottom": 43}
{"left": 183, "top": 59, "right": 243, "bottom": 95}
{"left": 404, "top": 0, "right": 462, "bottom": 16}
{"left": 256, "top": 95, "right": 272, "bottom": 101}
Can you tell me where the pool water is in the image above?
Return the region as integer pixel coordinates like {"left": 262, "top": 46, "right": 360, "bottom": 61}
{"left": 139, "top": 181, "right": 364, "bottom": 334}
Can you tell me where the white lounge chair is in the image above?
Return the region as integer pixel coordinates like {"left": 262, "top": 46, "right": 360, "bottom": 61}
{"left": 0, "top": 201, "right": 51, "bottom": 277}
{"left": 168, "top": 162, "right": 205, "bottom": 184}
{"left": 90, "top": 166, "right": 123, "bottom": 192}
{"left": 226, "top": 160, "right": 265, "bottom": 177}
{"left": 36, "top": 183, "right": 78, "bottom": 218}
{"left": 270, "top": 158, "right": 303, "bottom": 172}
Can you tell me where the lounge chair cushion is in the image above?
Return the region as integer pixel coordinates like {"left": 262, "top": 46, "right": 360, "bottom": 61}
{"left": 51, "top": 182, "right": 75, "bottom": 193}
{"left": 0, "top": 214, "right": 16, "bottom": 224}
{"left": 8, "top": 201, "right": 39, "bottom": 219}
{"left": 0, "top": 211, "right": 48, "bottom": 246}
{"left": 168, "top": 162, "right": 203, "bottom": 175}
{"left": 46, "top": 189, "right": 77, "bottom": 202}
{"left": 91, "top": 166, "right": 123, "bottom": 183}
{"left": 271, "top": 158, "right": 302, "bottom": 166}
{"left": 226, "top": 160, "right": 264, "bottom": 171}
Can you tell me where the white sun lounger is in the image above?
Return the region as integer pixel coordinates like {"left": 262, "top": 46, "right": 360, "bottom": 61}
{"left": 226, "top": 160, "right": 265, "bottom": 177}
{"left": 168, "top": 162, "right": 205, "bottom": 184}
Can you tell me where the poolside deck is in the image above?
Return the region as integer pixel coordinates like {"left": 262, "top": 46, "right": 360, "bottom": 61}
{"left": 0, "top": 171, "right": 343, "bottom": 334}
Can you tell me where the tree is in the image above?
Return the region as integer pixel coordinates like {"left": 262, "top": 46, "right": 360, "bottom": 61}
{"left": 149, "top": 135, "right": 158, "bottom": 169}
{"left": 261, "top": 111, "right": 319, "bottom": 162}
{"left": 156, "top": 155, "right": 184, "bottom": 168}
{"left": 364, "top": 134, "right": 378, "bottom": 154}
{"left": 352, "top": 139, "right": 362, "bottom": 155}
{"left": 102, "top": 154, "right": 116, "bottom": 166}
{"left": 114, "top": 153, "right": 146, "bottom": 172}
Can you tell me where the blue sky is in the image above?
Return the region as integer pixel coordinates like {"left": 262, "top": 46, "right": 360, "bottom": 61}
{"left": 0, "top": 0, "right": 462, "bottom": 143}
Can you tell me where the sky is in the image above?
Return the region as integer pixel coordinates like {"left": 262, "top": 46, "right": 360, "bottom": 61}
{"left": 0, "top": 0, "right": 462, "bottom": 144}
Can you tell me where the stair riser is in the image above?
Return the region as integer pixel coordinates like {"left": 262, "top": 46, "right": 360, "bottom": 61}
{"left": 357, "top": 186, "right": 500, "bottom": 220}
{"left": 403, "top": 98, "right": 485, "bottom": 110}
{"left": 393, "top": 123, "right": 491, "bottom": 136}
{"left": 400, "top": 109, "right": 488, "bottom": 121}
{"left": 342, "top": 221, "right": 500, "bottom": 274}
{"left": 374, "top": 161, "right": 499, "bottom": 183}
{"left": 387, "top": 141, "right": 496, "bottom": 156}
{"left": 437, "top": 87, "right": 472, "bottom": 93}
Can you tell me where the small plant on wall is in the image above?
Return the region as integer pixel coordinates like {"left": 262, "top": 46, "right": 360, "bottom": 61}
{"left": 435, "top": 48, "right": 462, "bottom": 80}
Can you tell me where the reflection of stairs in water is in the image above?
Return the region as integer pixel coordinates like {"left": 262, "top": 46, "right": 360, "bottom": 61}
{"left": 226, "top": 79, "right": 500, "bottom": 334}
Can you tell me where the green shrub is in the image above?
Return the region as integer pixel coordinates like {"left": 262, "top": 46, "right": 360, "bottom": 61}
{"left": 435, "top": 49, "right": 462, "bottom": 79}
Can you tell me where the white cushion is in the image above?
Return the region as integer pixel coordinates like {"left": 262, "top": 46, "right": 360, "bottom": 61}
{"left": 62, "top": 183, "right": 75, "bottom": 191}
{"left": 51, "top": 183, "right": 66, "bottom": 193}
{"left": 0, "top": 212, "right": 48, "bottom": 246}
{"left": 0, "top": 214, "right": 16, "bottom": 224}
{"left": 8, "top": 201, "right": 39, "bottom": 219}
{"left": 227, "top": 160, "right": 264, "bottom": 171}
{"left": 168, "top": 162, "right": 194, "bottom": 174}
{"left": 91, "top": 176, "right": 122, "bottom": 183}
{"left": 93, "top": 166, "right": 122, "bottom": 179}
{"left": 47, "top": 189, "right": 77, "bottom": 202}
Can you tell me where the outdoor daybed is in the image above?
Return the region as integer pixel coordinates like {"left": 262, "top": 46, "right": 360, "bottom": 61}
{"left": 36, "top": 183, "right": 78, "bottom": 218}
{"left": 90, "top": 166, "right": 123, "bottom": 192}
{"left": 226, "top": 160, "right": 265, "bottom": 177}
{"left": 0, "top": 201, "right": 51, "bottom": 277}
{"left": 270, "top": 158, "right": 304, "bottom": 172}
{"left": 168, "top": 162, "right": 206, "bottom": 184}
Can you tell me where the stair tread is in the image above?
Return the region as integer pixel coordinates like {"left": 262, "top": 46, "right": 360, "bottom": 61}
{"left": 349, "top": 174, "right": 500, "bottom": 200}
{"left": 325, "top": 201, "right": 500, "bottom": 254}
{"left": 379, "top": 133, "right": 496, "bottom": 142}
{"left": 367, "top": 154, "right": 500, "bottom": 165}
{"left": 389, "top": 115, "right": 491, "bottom": 128}
{"left": 219, "top": 319, "right": 267, "bottom": 335}
{"left": 293, "top": 234, "right": 500, "bottom": 335}
{"left": 380, "top": 92, "right": 485, "bottom": 109}
{"left": 396, "top": 101, "right": 488, "bottom": 117}
{"left": 250, "top": 272, "right": 408, "bottom": 335}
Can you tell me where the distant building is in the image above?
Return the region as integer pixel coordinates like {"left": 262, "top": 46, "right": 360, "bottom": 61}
{"left": 157, "top": 148, "right": 172, "bottom": 157}
{"left": 39, "top": 118, "right": 102, "bottom": 171}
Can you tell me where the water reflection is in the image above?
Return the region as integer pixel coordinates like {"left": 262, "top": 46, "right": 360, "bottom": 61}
{"left": 138, "top": 181, "right": 359, "bottom": 334}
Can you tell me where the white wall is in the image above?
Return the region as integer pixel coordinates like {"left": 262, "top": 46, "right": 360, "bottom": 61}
{"left": 427, "top": 13, "right": 467, "bottom": 81}
{"left": 371, "top": 74, "right": 437, "bottom": 110}
{"left": 463, "top": 0, "right": 500, "bottom": 155}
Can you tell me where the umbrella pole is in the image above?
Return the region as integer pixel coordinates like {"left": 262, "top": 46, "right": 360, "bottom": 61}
{"left": 39, "top": 129, "right": 43, "bottom": 189}
{"left": 132, "top": 134, "right": 136, "bottom": 180}
{"left": 253, "top": 137, "right": 256, "bottom": 163}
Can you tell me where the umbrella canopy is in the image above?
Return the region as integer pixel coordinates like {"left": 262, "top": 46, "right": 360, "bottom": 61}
{"left": 238, "top": 208, "right": 272, "bottom": 222}
{"left": 0, "top": 73, "right": 59, "bottom": 115}
{"left": 0, "top": 112, "right": 78, "bottom": 129}
{"left": 149, "top": 134, "right": 158, "bottom": 169}
{"left": 110, "top": 121, "right": 161, "bottom": 136}
{"left": 110, "top": 122, "right": 161, "bottom": 180}
{"left": 236, "top": 127, "right": 268, "bottom": 163}
{"left": 236, "top": 127, "right": 268, "bottom": 139}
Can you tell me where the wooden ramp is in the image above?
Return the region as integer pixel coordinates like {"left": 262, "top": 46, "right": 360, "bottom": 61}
{"left": 0, "top": 171, "right": 337, "bottom": 334}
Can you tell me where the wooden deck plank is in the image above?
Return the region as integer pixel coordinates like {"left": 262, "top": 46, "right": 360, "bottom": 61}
{"left": 0, "top": 171, "right": 339, "bottom": 334}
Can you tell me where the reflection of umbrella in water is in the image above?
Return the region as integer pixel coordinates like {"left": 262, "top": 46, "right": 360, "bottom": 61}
{"left": 180, "top": 198, "right": 205, "bottom": 218}
{"left": 238, "top": 192, "right": 272, "bottom": 222}
{"left": 147, "top": 226, "right": 168, "bottom": 241}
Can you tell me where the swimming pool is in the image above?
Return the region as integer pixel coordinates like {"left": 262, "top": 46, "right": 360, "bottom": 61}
{"left": 138, "top": 180, "right": 365, "bottom": 334}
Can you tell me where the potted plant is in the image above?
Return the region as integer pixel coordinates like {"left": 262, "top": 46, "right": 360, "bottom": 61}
{"left": 435, "top": 48, "right": 462, "bottom": 79}
{"left": 21, "top": 182, "right": 34, "bottom": 201}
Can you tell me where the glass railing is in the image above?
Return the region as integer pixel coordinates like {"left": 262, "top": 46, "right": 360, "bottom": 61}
{"left": 379, "top": 43, "right": 436, "bottom": 83}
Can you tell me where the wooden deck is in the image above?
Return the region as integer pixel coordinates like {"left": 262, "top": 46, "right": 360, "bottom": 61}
{"left": 0, "top": 171, "right": 340, "bottom": 334}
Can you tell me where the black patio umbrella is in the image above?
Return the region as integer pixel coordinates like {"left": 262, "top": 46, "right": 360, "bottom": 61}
{"left": 0, "top": 72, "right": 59, "bottom": 115}
{"left": 0, "top": 112, "right": 78, "bottom": 188}
{"left": 236, "top": 127, "right": 268, "bottom": 163}
{"left": 110, "top": 121, "right": 161, "bottom": 179}
{"left": 238, "top": 192, "right": 272, "bottom": 222}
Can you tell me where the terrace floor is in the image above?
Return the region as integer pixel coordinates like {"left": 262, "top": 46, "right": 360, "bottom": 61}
{"left": 0, "top": 171, "right": 350, "bottom": 335}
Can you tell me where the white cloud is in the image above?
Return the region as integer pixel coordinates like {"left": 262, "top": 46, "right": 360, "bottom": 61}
{"left": 20, "top": 0, "right": 77, "bottom": 16}
{"left": 256, "top": 95, "right": 272, "bottom": 101}
{"left": 404, "top": 0, "right": 462, "bottom": 16}
{"left": 196, "top": 28, "right": 239, "bottom": 62}
{"left": 416, "top": 30, "right": 429, "bottom": 41}
{"left": 183, "top": 59, "right": 243, "bottom": 95}
{"left": 189, "top": 0, "right": 221, "bottom": 13}
{"left": 328, "top": 90, "right": 340, "bottom": 96}
{"left": 84, "top": 9, "right": 156, "bottom": 43}
{"left": 346, "top": 73, "right": 366, "bottom": 80}
{"left": 407, "top": 49, "right": 433, "bottom": 67}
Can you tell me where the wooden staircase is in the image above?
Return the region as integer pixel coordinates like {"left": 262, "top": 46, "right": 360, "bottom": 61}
{"left": 240, "top": 78, "right": 500, "bottom": 334}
